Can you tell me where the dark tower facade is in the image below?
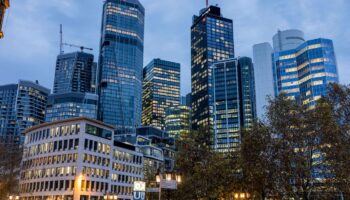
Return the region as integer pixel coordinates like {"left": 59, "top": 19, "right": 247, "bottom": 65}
{"left": 191, "top": 5, "right": 234, "bottom": 130}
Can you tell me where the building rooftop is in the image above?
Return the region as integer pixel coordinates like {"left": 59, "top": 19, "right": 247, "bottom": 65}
{"left": 24, "top": 117, "right": 115, "bottom": 134}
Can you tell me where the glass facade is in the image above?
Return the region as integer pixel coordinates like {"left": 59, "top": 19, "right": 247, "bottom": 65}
{"left": 142, "top": 59, "right": 180, "bottom": 130}
{"left": 191, "top": 5, "right": 234, "bottom": 131}
{"left": 98, "top": 0, "right": 145, "bottom": 134}
{"left": 253, "top": 42, "right": 275, "bottom": 118}
{"left": 211, "top": 58, "right": 256, "bottom": 152}
{"left": 54, "top": 52, "right": 95, "bottom": 94}
{"left": 165, "top": 105, "right": 191, "bottom": 139}
{"left": 274, "top": 38, "right": 339, "bottom": 108}
{"left": 0, "top": 84, "right": 18, "bottom": 143}
{"left": 45, "top": 92, "right": 98, "bottom": 122}
{"left": 0, "top": 80, "right": 50, "bottom": 144}
{"left": 136, "top": 126, "right": 176, "bottom": 171}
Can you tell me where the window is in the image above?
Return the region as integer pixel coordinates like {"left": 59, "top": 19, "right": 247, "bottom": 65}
{"left": 74, "top": 139, "right": 79, "bottom": 149}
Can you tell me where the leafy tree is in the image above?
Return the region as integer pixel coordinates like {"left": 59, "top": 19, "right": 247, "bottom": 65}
{"left": 317, "top": 83, "right": 350, "bottom": 198}
{"left": 0, "top": 142, "right": 22, "bottom": 200}
{"left": 173, "top": 129, "right": 240, "bottom": 200}
{"left": 240, "top": 123, "right": 277, "bottom": 199}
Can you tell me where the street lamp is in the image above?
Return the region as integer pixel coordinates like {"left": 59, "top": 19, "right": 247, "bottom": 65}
{"left": 103, "top": 194, "right": 118, "bottom": 200}
{"left": 233, "top": 192, "right": 250, "bottom": 199}
{"left": 8, "top": 196, "right": 19, "bottom": 200}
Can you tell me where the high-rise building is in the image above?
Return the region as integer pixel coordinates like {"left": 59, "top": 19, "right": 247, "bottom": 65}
{"left": 19, "top": 117, "right": 144, "bottom": 200}
{"left": 211, "top": 57, "right": 256, "bottom": 152}
{"left": 253, "top": 43, "right": 274, "bottom": 118}
{"left": 191, "top": 5, "right": 234, "bottom": 130}
{"left": 0, "top": 80, "right": 50, "bottom": 144}
{"left": 0, "top": 83, "right": 18, "bottom": 143}
{"left": 165, "top": 105, "right": 191, "bottom": 139}
{"left": 45, "top": 92, "right": 98, "bottom": 122}
{"left": 54, "top": 52, "right": 95, "bottom": 94}
{"left": 180, "top": 96, "right": 187, "bottom": 106}
{"left": 98, "top": 0, "right": 145, "bottom": 134}
{"left": 273, "top": 38, "right": 339, "bottom": 108}
{"left": 272, "top": 29, "right": 305, "bottom": 52}
{"left": 253, "top": 29, "right": 305, "bottom": 117}
{"left": 185, "top": 93, "right": 191, "bottom": 108}
{"left": 91, "top": 62, "right": 97, "bottom": 93}
{"left": 142, "top": 59, "right": 180, "bottom": 130}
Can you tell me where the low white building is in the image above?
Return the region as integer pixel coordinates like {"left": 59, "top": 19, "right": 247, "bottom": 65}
{"left": 19, "top": 117, "right": 144, "bottom": 200}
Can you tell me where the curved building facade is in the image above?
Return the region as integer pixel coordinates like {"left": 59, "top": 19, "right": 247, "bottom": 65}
{"left": 19, "top": 118, "right": 144, "bottom": 200}
{"left": 273, "top": 29, "right": 305, "bottom": 52}
{"left": 98, "top": 0, "right": 145, "bottom": 134}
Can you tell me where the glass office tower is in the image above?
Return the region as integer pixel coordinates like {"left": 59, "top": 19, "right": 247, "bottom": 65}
{"left": 45, "top": 92, "right": 98, "bottom": 122}
{"left": 191, "top": 5, "right": 234, "bottom": 131}
{"left": 165, "top": 105, "right": 191, "bottom": 139}
{"left": 54, "top": 52, "right": 95, "bottom": 94}
{"left": 142, "top": 59, "right": 180, "bottom": 130}
{"left": 0, "top": 80, "right": 50, "bottom": 144}
{"left": 211, "top": 58, "right": 256, "bottom": 152}
{"left": 0, "top": 84, "right": 18, "bottom": 143}
{"left": 98, "top": 0, "right": 145, "bottom": 134}
{"left": 253, "top": 43, "right": 274, "bottom": 118}
{"left": 274, "top": 38, "right": 338, "bottom": 108}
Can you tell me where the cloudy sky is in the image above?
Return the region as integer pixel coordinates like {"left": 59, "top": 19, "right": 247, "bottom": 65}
{"left": 0, "top": 0, "right": 349, "bottom": 95}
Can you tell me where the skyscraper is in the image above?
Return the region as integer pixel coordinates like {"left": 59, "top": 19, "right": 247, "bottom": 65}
{"left": 54, "top": 52, "right": 95, "bottom": 94}
{"left": 273, "top": 38, "right": 339, "bottom": 108}
{"left": 165, "top": 105, "right": 191, "bottom": 139}
{"left": 191, "top": 5, "right": 234, "bottom": 130}
{"left": 272, "top": 29, "right": 305, "bottom": 52}
{"left": 98, "top": 0, "right": 145, "bottom": 134}
{"left": 253, "top": 43, "right": 274, "bottom": 118}
{"left": 45, "top": 92, "right": 98, "bottom": 122}
{"left": 211, "top": 58, "right": 256, "bottom": 152}
{"left": 0, "top": 80, "right": 50, "bottom": 144}
{"left": 142, "top": 59, "right": 181, "bottom": 130}
{"left": 0, "top": 83, "right": 17, "bottom": 143}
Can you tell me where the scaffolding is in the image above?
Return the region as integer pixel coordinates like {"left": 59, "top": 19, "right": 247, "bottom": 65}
{"left": 0, "top": 0, "right": 10, "bottom": 39}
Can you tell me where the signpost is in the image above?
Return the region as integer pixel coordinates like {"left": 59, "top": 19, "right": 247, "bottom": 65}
{"left": 133, "top": 181, "right": 146, "bottom": 200}
{"left": 160, "top": 180, "right": 177, "bottom": 189}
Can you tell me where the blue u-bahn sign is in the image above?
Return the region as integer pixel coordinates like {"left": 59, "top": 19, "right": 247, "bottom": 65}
{"left": 133, "top": 191, "right": 145, "bottom": 200}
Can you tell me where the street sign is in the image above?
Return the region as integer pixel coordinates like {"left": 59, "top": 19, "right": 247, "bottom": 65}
{"left": 160, "top": 180, "right": 177, "bottom": 189}
{"left": 133, "top": 191, "right": 145, "bottom": 200}
{"left": 133, "top": 181, "right": 146, "bottom": 192}
{"left": 146, "top": 187, "right": 160, "bottom": 193}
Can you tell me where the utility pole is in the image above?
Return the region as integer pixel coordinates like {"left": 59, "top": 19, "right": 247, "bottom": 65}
{"left": 206, "top": 0, "right": 209, "bottom": 7}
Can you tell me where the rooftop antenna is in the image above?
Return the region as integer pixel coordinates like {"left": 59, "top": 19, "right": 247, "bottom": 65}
{"left": 60, "top": 24, "right": 64, "bottom": 55}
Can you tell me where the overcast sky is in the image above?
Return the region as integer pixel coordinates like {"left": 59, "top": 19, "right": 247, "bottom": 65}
{"left": 0, "top": 0, "right": 349, "bottom": 95}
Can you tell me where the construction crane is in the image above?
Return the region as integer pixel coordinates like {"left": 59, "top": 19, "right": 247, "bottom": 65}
{"left": 0, "top": 0, "right": 10, "bottom": 39}
{"left": 59, "top": 24, "right": 93, "bottom": 54}
{"left": 62, "top": 42, "right": 93, "bottom": 53}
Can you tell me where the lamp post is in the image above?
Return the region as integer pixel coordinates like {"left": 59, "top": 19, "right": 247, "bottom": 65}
{"left": 155, "top": 171, "right": 182, "bottom": 200}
